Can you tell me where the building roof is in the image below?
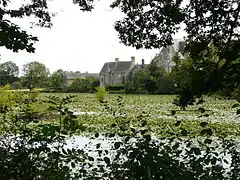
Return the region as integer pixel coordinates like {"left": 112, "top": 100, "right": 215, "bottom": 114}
{"left": 66, "top": 72, "right": 99, "bottom": 79}
{"left": 132, "top": 64, "right": 149, "bottom": 71}
{"left": 100, "top": 61, "right": 133, "bottom": 74}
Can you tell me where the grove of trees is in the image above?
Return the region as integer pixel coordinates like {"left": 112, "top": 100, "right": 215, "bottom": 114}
{"left": 0, "top": 61, "right": 99, "bottom": 92}
{"left": 1, "top": 0, "right": 239, "bottom": 106}
{"left": 22, "top": 61, "right": 50, "bottom": 89}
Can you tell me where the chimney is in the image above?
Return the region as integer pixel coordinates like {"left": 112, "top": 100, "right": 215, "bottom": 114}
{"left": 115, "top": 58, "right": 119, "bottom": 62}
{"left": 142, "top": 59, "right": 145, "bottom": 65}
{"left": 131, "top": 56, "right": 135, "bottom": 65}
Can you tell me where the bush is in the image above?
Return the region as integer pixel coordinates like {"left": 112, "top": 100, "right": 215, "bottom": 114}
{"left": 106, "top": 84, "right": 125, "bottom": 91}
{"left": 67, "top": 77, "right": 99, "bottom": 93}
{"left": 95, "top": 87, "right": 107, "bottom": 103}
{"left": 11, "top": 81, "right": 22, "bottom": 89}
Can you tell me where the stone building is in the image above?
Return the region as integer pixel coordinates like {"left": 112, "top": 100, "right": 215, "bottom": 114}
{"left": 153, "top": 40, "right": 185, "bottom": 72}
{"left": 99, "top": 56, "right": 136, "bottom": 87}
{"left": 99, "top": 40, "right": 185, "bottom": 86}
{"left": 66, "top": 71, "right": 99, "bottom": 85}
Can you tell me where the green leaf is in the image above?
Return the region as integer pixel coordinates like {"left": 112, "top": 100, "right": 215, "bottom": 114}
{"left": 96, "top": 143, "right": 101, "bottom": 149}
{"left": 204, "top": 138, "right": 212, "bottom": 144}
{"left": 103, "top": 157, "right": 110, "bottom": 165}
{"left": 223, "top": 159, "right": 228, "bottom": 164}
{"left": 232, "top": 103, "right": 240, "bottom": 108}
{"left": 192, "top": 147, "right": 201, "bottom": 155}
{"left": 181, "top": 129, "right": 188, "bottom": 136}
{"left": 200, "top": 122, "right": 208, "bottom": 127}
{"left": 61, "top": 130, "right": 68, "bottom": 135}
{"left": 141, "top": 121, "right": 147, "bottom": 127}
{"left": 67, "top": 149, "right": 72, "bottom": 154}
{"left": 217, "top": 59, "right": 226, "bottom": 68}
{"left": 71, "top": 162, "right": 75, "bottom": 168}
{"left": 114, "top": 142, "right": 122, "bottom": 149}
{"left": 111, "top": 123, "right": 117, "bottom": 128}
{"left": 131, "top": 128, "right": 136, "bottom": 134}
{"left": 174, "top": 120, "right": 181, "bottom": 127}
{"left": 108, "top": 133, "right": 115, "bottom": 138}
{"left": 88, "top": 157, "right": 94, "bottom": 161}
{"left": 206, "top": 128, "right": 213, "bottom": 136}
{"left": 62, "top": 149, "right": 67, "bottom": 155}
{"left": 141, "top": 129, "right": 147, "bottom": 135}
{"left": 198, "top": 107, "right": 206, "bottom": 113}
{"left": 171, "top": 110, "right": 176, "bottom": 116}
{"left": 95, "top": 132, "right": 99, "bottom": 138}
{"left": 172, "top": 143, "right": 179, "bottom": 150}
{"left": 237, "top": 109, "right": 240, "bottom": 115}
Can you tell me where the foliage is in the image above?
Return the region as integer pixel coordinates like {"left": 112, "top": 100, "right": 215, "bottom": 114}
{"left": 106, "top": 84, "right": 125, "bottom": 92}
{"left": 49, "top": 69, "right": 68, "bottom": 90}
{"left": 33, "top": 93, "right": 240, "bottom": 138}
{"left": 0, "top": 61, "right": 19, "bottom": 86}
{"left": 171, "top": 42, "right": 230, "bottom": 107}
{"left": 88, "top": 96, "right": 239, "bottom": 180}
{"left": 2, "top": 1, "right": 240, "bottom": 178}
{"left": 22, "top": 61, "right": 49, "bottom": 89}
{"left": 2, "top": 0, "right": 240, "bottom": 108}
{"left": 0, "top": 0, "right": 53, "bottom": 53}
{"left": 0, "top": 90, "right": 93, "bottom": 179}
{"left": 11, "top": 81, "right": 22, "bottom": 89}
{"left": 0, "top": 61, "right": 19, "bottom": 77}
{"left": 126, "top": 59, "right": 175, "bottom": 94}
{"left": 126, "top": 68, "right": 149, "bottom": 94}
{"left": 95, "top": 87, "right": 107, "bottom": 103}
{"left": 80, "top": 0, "right": 240, "bottom": 107}
{"left": 67, "top": 77, "right": 99, "bottom": 93}
{"left": 1, "top": 91, "right": 240, "bottom": 179}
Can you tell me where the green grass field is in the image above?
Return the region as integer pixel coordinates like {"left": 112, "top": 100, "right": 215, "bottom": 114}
{"left": 38, "top": 93, "right": 240, "bottom": 137}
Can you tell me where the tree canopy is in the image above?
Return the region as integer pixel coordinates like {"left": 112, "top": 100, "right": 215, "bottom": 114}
{"left": 49, "top": 69, "right": 68, "bottom": 90}
{"left": 0, "top": 61, "right": 19, "bottom": 77}
{"left": 3, "top": 0, "right": 238, "bottom": 52}
{"left": 0, "top": 61, "right": 19, "bottom": 86}
{"left": 23, "top": 61, "right": 49, "bottom": 88}
{"left": 1, "top": 0, "right": 240, "bottom": 106}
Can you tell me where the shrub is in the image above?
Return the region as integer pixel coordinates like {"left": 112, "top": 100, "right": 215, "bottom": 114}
{"left": 67, "top": 77, "right": 99, "bottom": 93}
{"left": 95, "top": 87, "right": 107, "bottom": 103}
{"left": 106, "top": 84, "right": 125, "bottom": 91}
{"left": 11, "top": 81, "right": 22, "bottom": 89}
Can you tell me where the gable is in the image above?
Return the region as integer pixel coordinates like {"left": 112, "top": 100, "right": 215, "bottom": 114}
{"left": 100, "top": 62, "right": 115, "bottom": 74}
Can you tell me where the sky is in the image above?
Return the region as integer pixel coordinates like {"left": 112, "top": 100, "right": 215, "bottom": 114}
{"left": 0, "top": 0, "right": 186, "bottom": 74}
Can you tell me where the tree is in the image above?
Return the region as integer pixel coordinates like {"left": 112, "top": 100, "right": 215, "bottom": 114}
{"left": 2, "top": 1, "right": 240, "bottom": 104}
{"left": 126, "top": 68, "right": 149, "bottom": 94}
{"left": 23, "top": 61, "right": 49, "bottom": 88}
{"left": 0, "top": 0, "right": 95, "bottom": 53}
{"left": 49, "top": 69, "right": 68, "bottom": 90}
{"left": 11, "top": 81, "right": 22, "bottom": 89}
{"left": 0, "top": 61, "right": 19, "bottom": 77}
{"left": 107, "top": 0, "right": 240, "bottom": 106}
{"left": 0, "top": 61, "right": 19, "bottom": 86}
